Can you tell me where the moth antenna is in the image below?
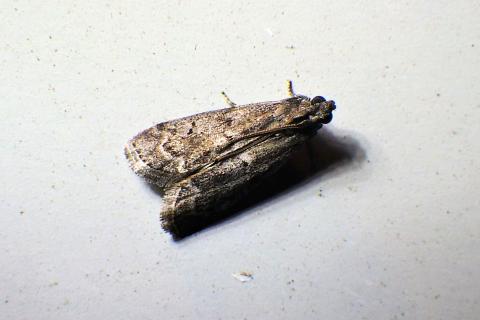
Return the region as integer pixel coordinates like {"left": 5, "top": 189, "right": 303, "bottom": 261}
{"left": 286, "top": 80, "right": 295, "bottom": 97}
{"left": 221, "top": 91, "right": 237, "bottom": 108}
{"left": 286, "top": 80, "right": 310, "bottom": 101}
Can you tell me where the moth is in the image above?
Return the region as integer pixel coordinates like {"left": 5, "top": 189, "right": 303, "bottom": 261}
{"left": 125, "top": 81, "right": 336, "bottom": 237}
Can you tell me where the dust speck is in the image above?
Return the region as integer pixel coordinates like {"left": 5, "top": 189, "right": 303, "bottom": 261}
{"left": 347, "top": 186, "right": 358, "bottom": 192}
{"left": 232, "top": 271, "right": 253, "bottom": 282}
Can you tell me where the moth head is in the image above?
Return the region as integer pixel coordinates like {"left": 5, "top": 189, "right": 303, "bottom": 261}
{"left": 310, "top": 96, "right": 336, "bottom": 124}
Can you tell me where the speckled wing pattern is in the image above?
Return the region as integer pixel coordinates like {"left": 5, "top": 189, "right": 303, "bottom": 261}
{"left": 125, "top": 94, "right": 336, "bottom": 235}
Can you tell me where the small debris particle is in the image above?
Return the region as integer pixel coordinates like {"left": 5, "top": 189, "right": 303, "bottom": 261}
{"left": 285, "top": 45, "right": 295, "bottom": 49}
{"left": 19, "top": 210, "right": 24, "bottom": 215}
{"left": 347, "top": 186, "right": 357, "bottom": 192}
{"left": 232, "top": 271, "right": 253, "bottom": 282}
{"left": 436, "top": 93, "right": 441, "bottom": 97}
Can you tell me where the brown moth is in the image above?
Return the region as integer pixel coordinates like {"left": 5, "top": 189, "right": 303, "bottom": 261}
{"left": 125, "top": 81, "right": 336, "bottom": 237}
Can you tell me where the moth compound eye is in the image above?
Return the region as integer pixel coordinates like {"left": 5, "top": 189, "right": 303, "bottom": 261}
{"left": 320, "top": 113, "right": 333, "bottom": 124}
{"left": 311, "top": 96, "right": 326, "bottom": 104}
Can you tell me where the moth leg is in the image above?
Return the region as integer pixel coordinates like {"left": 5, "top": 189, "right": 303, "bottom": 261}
{"left": 287, "top": 80, "right": 295, "bottom": 97}
{"left": 221, "top": 91, "right": 237, "bottom": 108}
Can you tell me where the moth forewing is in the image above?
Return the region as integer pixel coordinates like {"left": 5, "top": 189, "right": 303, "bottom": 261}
{"left": 160, "top": 132, "right": 311, "bottom": 233}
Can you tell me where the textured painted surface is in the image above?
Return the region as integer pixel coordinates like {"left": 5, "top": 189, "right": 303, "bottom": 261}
{"left": 1, "top": 1, "right": 479, "bottom": 319}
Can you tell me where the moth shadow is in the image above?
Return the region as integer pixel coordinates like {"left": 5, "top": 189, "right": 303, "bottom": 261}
{"left": 150, "top": 129, "right": 366, "bottom": 240}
